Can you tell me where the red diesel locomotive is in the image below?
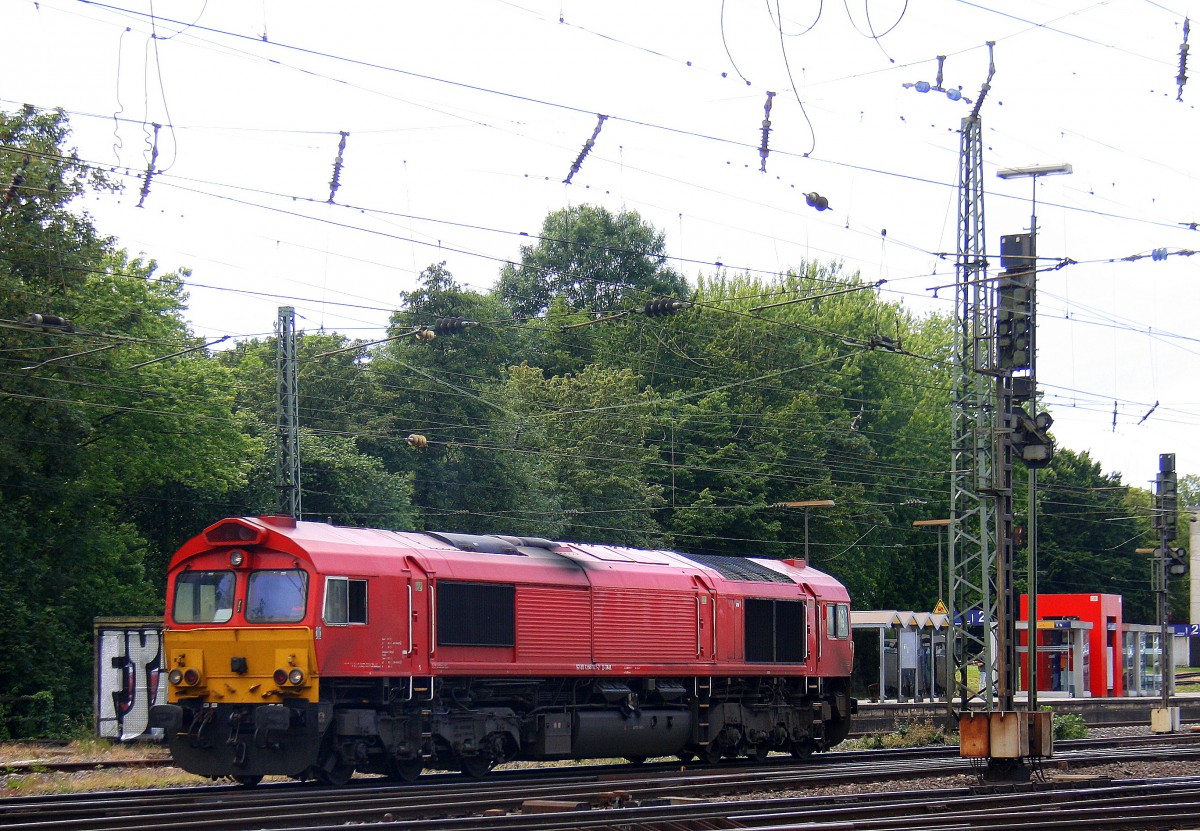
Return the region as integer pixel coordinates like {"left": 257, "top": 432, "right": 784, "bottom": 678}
{"left": 149, "top": 516, "right": 855, "bottom": 784}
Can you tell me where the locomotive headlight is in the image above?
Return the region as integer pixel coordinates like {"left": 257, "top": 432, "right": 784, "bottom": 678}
{"left": 182, "top": 668, "right": 201, "bottom": 686}
{"left": 168, "top": 669, "right": 184, "bottom": 686}
{"left": 273, "top": 669, "right": 289, "bottom": 686}
{"left": 288, "top": 668, "right": 305, "bottom": 686}
{"left": 229, "top": 549, "right": 246, "bottom": 567}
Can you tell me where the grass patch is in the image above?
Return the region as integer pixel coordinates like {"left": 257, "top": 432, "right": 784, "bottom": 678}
{"left": 1175, "top": 666, "right": 1200, "bottom": 693}
{"left": 0, "top": 739, "right": 187, "bottom": 796}
{"left": 0, "top": 765, "right": 209, "bottom": 796}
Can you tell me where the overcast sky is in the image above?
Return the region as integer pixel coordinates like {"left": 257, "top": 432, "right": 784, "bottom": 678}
{"left": 4, "top": 0, "right": 1198, "bottom": 487}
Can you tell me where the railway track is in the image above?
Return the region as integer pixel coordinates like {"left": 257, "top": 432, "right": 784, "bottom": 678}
{"left": 0, "top": 730, "right": 1191, "bottom": 775}
{"left": 464, "top": 777, "right": 1200, "bottom": 831}
{"left": 3, "top": 733, "right": 1200, "bottom": 831}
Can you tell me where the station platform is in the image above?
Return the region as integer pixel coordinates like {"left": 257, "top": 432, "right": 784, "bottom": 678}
{"left": 851, "top": 693, "right": 1200, "bottom": 736}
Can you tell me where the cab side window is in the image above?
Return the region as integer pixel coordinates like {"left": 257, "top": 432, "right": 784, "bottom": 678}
{"left": 324, "top": 577, "right": 368, "bottom": 625}
{"left": 826, "top": 602, "right": 850, "bottom": 639}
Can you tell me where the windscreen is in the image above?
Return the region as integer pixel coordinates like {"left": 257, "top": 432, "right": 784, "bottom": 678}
{"left": 246, "top": 569, "right": 308, "bottom": 623}
{"left": 173, "top": 570, "right": 235, "bottom": 624}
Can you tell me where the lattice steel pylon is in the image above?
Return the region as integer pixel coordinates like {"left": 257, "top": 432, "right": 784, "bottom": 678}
{"left": 275, "top": 306, "right": 301, "bottom": 518}
{"left": 949, "top": 44, "right": 1009, "bottom": 714}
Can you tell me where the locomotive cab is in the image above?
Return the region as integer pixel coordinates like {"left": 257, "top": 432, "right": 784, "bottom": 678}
{"left": 150, "top": 518, "right": 336, "bottom": 784}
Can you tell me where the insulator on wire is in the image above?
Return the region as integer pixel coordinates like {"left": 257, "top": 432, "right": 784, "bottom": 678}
{"left": 643, "top": 298, "right": 685, "bottom": 317}
{"left": 758, "top": 91, "right": 776, "bottom": 173}
{"left": 1178, "top": 16, "right": 1191, "bottom": 102}
{"left": 24, "top": 313, "right": 73, "bottom": 332}
{"left": 563, "top": 114, "right": 608, "bottom": 184}
{"left": 805, "top": 192, "right": 830, "bottom": 211}
{"left": 136, "top": 123, "right": 161, "bottom": 209}
{"left": 328, "top": 131, "right": 349, "bottom": 203}
{"left": 3, "top": 153, "right": 29, "bottom": 206}
{"left": 414, "top": 328, "right": 436, "bottom": 343}
{"left": 405, "top": 434, "right": 428, "bottom": 450}
{"left": 433, "top": 317, "right": 468, "bottom": 335}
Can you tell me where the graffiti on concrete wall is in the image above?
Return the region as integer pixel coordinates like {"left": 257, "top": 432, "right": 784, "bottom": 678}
{"left": 94, "top": 618, "right": 167, "bottom": 741}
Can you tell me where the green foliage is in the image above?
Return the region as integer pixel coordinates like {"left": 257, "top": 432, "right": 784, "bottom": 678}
{"left": 497, "top": 204, "right": 688, "bottom": 319}
{"left": 500, "top": 363, "right": 667, "bottom": 546}
{"left": 298, "top": 431, "right": 416, "bottom": 528}
{"left": 359, "top": 263, "right": 555, "bottom": 534}
{"left": 1042, "top": 707, "right": 1089, "bottom": 740}
{"left": 0, "top": 106, "right": 255, "bottom": 733}
{"left": 860, "top": 719, "right": 950, "bottom": 749}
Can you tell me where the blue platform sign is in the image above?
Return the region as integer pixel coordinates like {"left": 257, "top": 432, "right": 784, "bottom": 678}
{"left": 954, "top": 608, "right": 987, "bottom": 626}
{"left": 1172, "top": 623, "right": 1200, "bottom": 636}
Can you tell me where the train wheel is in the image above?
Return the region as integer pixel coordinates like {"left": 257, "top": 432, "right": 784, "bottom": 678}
{"left": 233, "top": 775, "right": 263, "bottom": 787}
{"left": 459, "top": 754, "right": 492, "bottom": 779}
{"left": 702, "top": 742, "right": 724, "bottom": 765}
{"left": 824, "top": 714, "right": 852, "bottom": 747}
{"left": 676, "top": 751, "right": 696, "bottom": 764}
{"left": 625, "top": 755, "right": 647, "bottom": 765}
{"left": 389, "top": 758, "right": 423, "bottom": 783}
{"left": 790, "top": 739, "right": 817, "bottom": 761}
{"left": 316, "top": 755, "right": 355, "bottom": 786}
{"left": 745, "top": 743, "right": 770, "bottom": 763}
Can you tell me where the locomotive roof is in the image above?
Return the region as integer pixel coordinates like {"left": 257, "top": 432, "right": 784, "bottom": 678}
{"left": 177, "top": 516, "right": 849, "bottom": 598}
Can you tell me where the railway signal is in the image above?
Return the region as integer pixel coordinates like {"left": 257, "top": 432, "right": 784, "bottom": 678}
{"left": 1151, "top": 451, "right": 1181, "bottom": 732}
{"left": 997, "top": 233, "right": 1035, "bottom": 371}
{"left": 1155, "top": 453, "right": 1178, "bottom": 535}
{"left": 1166, "top": 547, "right": 1188, "bottom": 578}
{"left": 1009, "top": 405, "right": 1054, "bottom": 469}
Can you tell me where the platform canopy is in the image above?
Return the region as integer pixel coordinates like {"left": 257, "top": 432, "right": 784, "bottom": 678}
{"left": 852, "top": 610, "right": 952, "bottom": 630}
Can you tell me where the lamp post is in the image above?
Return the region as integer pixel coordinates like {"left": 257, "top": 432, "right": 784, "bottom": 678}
{"left": 914, "top": 518, "right": 953, "bottom": 611}
{"left": 996, "top": 161, "right": 1072, "bottom": 713}
{"left": 916, "top": 518, "right": 953, "bottom": 706}
{"left": 774, "top": 500, "right": 836, "bottom": 563}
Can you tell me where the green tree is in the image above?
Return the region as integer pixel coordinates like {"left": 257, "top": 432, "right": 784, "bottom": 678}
{"left": 297, "top": 431, "right": 415, "bottom": 528}
{"left": 501, "top": 363, "right": 666, "bottom": 546}
{"left": 592, "top": 262, "right": 953, "bottom": 607}
{"left": 0, "top": 107, "right": 256, "bottom": 731}
{"left": 215, "top": 329, "right": 421, "bottom": 527}
{"left": 367, "top": 263, "right": 557, "bottom": 534}
{"left": 497, "top": 205, "right": 688, "bottom": 320}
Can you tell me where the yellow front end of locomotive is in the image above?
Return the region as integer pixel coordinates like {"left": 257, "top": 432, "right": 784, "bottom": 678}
{"left": 164, "top": 627, "right": 319, "bottom": 704}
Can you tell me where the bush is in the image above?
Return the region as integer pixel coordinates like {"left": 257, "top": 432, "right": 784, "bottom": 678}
{"left": 1043, "top": 706, "right": 1088, "bottom": 740}
{"left": 861, "top": 719, "right": 950, "bottom": 749}
{"left": 0, "top": 691, "right": 79, "bottom": 740}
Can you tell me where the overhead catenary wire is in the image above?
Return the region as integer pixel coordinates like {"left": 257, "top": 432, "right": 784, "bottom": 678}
{"left": 2, "top": 34, "right": 1190, "bottom": 545}
{"left": 11, "top": 6, "right": 1200, "bottom": 492}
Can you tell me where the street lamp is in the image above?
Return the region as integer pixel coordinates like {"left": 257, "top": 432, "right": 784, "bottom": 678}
{"left": 997, "top": 162, "right": 1073, "bottom": 180}
{"left": 915, "top": 517, "right": 953, "bottom": 703}
{"left": 913, "top": 518, "right": 952, "bottom": 612}
{"left": 774, "top": 500, "right": 836, "bottom": 563}
{"left": 996, "top": 161, "right": 1073, "bottom": 713}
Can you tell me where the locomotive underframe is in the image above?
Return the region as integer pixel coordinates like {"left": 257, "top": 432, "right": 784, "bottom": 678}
{"left": 153, "top": 674, "right": 854, "bottom": 784}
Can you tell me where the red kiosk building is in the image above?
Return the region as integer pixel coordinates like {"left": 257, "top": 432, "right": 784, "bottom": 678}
{"left": 1020, "top": 593, "right": 1123, "bottom": 698}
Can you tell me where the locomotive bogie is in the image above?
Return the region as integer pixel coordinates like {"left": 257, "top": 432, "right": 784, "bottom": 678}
{"left": 149, "top": 700, "right": 324, "bottom": 779}
{"left": 152, "top": 517, "right": 856, "bottom": 783}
